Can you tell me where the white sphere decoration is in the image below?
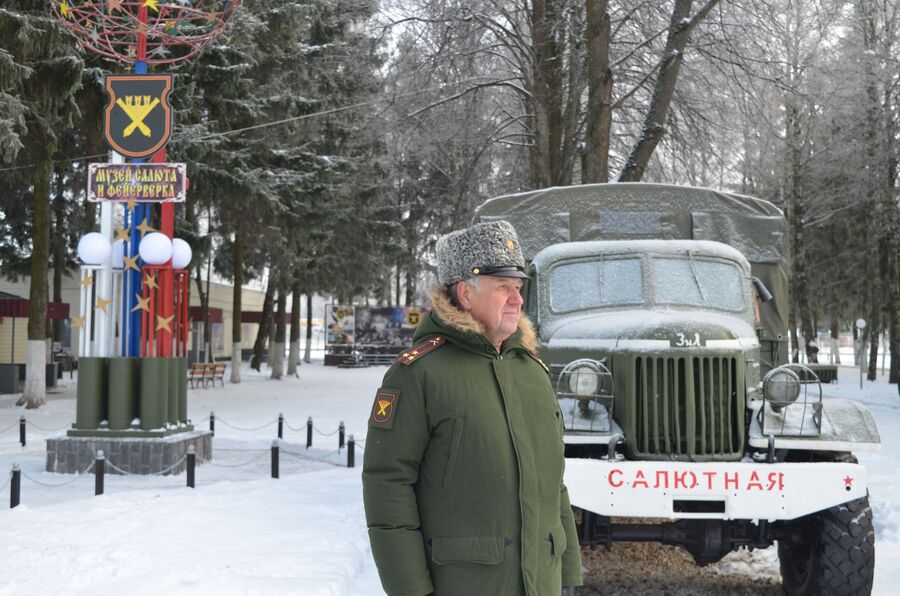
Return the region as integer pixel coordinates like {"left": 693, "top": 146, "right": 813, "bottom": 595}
{"left": 77, "top": 233, "right": 111, "bottom": 265}
{"left": 172, "top": 238, "right": 193, "bottom": 270}
{"left": 111, "top": 240, "right": 125, "bottom": 269}
{"left": 138, "top": 232, "right": 174, "bottom": 265}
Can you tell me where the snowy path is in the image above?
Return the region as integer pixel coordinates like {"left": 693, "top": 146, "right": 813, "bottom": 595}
{"left": 0, "top": 362, "right": 898, "bottom": 594}
{"left": 0, "top": 364, "right": 384, "bottom": 595}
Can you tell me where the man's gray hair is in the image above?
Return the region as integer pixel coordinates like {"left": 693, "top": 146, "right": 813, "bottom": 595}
{"left": 460, "top": 276, "right": 481, "bottom": 290}
{"left": 444, "top": 276, "right": 482, "bottom": 309}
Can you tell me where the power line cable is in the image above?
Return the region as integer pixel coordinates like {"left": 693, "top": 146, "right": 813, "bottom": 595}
{"left": 0, "top": 77, "right": 496, "bottom": 173}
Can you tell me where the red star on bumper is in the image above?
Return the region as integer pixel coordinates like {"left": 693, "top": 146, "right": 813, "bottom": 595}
{"left": 843, "top": 475, "right": 854, "bottom": 487}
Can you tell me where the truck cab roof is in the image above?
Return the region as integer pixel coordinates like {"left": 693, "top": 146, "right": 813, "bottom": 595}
{"left": 532, "top": 239, "right": 751, "bottom": 272}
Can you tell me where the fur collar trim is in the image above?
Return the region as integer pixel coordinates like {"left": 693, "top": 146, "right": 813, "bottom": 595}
{"left": 429, "top": 287, "right": 540, "bottom": 355}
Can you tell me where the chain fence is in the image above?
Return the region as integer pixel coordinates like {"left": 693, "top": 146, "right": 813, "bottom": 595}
{"left": 0, "top": 471, "right": 11, "bottom": 494}
{"left": 4, "top": 411, "right": 364, "bottom": 509}
{"left": 106, "top": 455, "right": 188, "bottom": 477}
{"left": 214, "top": 417, "right": 279, "bottom": 432}
{"left": 24, "top": 419, "right": 70, "bottom": 432}
{"left": 280, "top": 446, "right": 344, "bottom": 468}
{"left": 205, "top": 449, "right": 270, "bottom": 469}
{"left": 283, "top": 419, "right": 305, "bottom": 432}
{"left": 21, "top": 462, "right": 95, "bottom": 488}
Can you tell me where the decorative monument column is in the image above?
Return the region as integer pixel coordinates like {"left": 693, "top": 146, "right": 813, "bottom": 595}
{"left": 46, "top": 0, "right": 238, "bottom": 474}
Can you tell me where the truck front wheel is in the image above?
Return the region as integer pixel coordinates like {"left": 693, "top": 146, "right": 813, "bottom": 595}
{"left": 778, "top": 496, "right": 875, "bottom": 595}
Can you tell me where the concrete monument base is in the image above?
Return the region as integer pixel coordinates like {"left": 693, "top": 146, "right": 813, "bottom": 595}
{"left": 46, "top": 430, "right": 212, "bottom": 475}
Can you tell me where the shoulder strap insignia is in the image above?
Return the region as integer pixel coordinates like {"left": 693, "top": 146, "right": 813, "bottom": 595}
{"left": 396, "top": 335, "right": 446, "bottom": 366}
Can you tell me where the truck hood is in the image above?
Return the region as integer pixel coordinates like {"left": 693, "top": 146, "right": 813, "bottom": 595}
{"left": 543, "top": 309, "right": 759, "bottom": 351}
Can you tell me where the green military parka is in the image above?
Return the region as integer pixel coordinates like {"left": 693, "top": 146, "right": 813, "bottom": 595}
{"left": 362, "top": 289, "right": 582, "bottom": 596}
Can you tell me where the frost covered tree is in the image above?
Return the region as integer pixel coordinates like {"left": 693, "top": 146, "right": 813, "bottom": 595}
{"left": 0, "top": 1, "right": 82, "bottom": 408}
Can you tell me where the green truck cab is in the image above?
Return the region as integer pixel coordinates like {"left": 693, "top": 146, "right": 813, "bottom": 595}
{"left": 476, "top": 183, "right": 880, "bottom": 595}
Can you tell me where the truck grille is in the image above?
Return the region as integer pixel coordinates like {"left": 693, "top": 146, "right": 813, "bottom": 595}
{"left": 631, "top": 355, "right": 744, "bottom": 460}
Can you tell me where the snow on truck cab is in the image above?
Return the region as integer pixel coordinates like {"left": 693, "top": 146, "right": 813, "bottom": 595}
{"left": 476, "top": 183, "right": 880, "bottom": 595}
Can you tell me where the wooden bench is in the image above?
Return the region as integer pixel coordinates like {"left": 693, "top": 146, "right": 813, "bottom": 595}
{"left": 188, "top": 362, "right": 227, "bottom": 389}
{"left": 188, "top": 363, "right": 207, "bottom": 389}
{"left": 208, "top": 363, "right": 226, "bottom": 388}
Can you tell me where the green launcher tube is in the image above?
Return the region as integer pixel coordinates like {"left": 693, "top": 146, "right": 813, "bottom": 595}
{"left": 176, "top": 357, "right": 188, "bottom": 424}
{"left": 139, "top": 358, "right": 169, "bottom": 431}
{"left": 107, "top": 357, "right": 138, "bottom": 430}
{"left": 166, "top": 357, "right": 179, "bottom": 426}
{"left": 76, "top": 357, "right": 107, "bottom": 429}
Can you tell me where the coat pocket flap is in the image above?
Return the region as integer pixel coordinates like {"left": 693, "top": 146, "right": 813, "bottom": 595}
{"left": 549, "top": 525, "right": 567, "bottom": 556}
{"left": 431, "top": 536, "right": 505, "bottom": 565}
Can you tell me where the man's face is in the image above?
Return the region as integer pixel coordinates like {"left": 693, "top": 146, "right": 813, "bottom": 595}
{"left": 461, "top": 276, "right": 524, "bottom": 348}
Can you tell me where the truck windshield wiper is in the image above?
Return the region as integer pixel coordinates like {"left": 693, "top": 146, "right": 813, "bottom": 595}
{"left": 687, "top": 251, "right": 707, "bottom": 303}
{"left": 597, "top": 254, "right": 604, "bottom": 303}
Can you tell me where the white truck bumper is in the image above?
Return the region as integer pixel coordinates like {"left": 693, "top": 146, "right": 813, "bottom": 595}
{"left": 564, "top": 458, "right": 867, "bottom": 521}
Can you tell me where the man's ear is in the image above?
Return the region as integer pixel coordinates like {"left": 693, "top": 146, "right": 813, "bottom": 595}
{"left": 456, "top": 281, "right": 472, "bottom": 311}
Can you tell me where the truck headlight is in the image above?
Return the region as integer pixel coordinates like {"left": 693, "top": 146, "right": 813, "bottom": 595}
{"left": 568, "top": 365, "right": 600, "bottom": 396}
{"left": 556, "top": 359, "right": 614, "bottom": 432}
{"left": 763, "top": 367, "right": 800, "bottom": 409}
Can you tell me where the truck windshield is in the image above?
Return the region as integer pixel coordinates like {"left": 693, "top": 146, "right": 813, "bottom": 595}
{"left": 652, "top": 257, "right": 744, "bottom": 310}
{"left": 548, "top": 255, "right": 745, "bottom": 313}
{"left": 550, "top": 258, "right": 644, "bottom": 311}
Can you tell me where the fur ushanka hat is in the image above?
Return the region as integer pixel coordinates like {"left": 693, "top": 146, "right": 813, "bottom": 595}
{"left": 435, "top": 220, "right": 529, "bottom": 285}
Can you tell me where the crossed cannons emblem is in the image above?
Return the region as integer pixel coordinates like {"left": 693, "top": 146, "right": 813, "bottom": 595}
{"left": 117, "top": 96, "right": 160, "bottom": 137}
{"left": 104, "top": 75, "right": 173, "bottom": 158}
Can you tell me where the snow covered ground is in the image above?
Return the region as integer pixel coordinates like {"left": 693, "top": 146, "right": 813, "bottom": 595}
{"left": 0, "top": 362, "right": 898, "bottom": 595}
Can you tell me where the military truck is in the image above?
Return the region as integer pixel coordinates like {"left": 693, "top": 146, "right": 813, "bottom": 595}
{"left": 475, "top": 183, "right": 880, "bottom": 595}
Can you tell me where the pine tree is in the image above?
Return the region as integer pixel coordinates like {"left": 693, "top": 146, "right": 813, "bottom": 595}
{"left": 0, "top": 1, "right": 82, "bottom": 408}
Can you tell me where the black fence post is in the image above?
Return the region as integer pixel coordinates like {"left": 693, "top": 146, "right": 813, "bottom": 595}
{"left": 186, "top": 445, "right": 196, "bottom": 489}
{"left": 10, "top": 464, "right": 20, "bottom": 508}
{"left": 338, "top": 422, "right": 345, "bottom": 449}
{"left": 278, "top": 414, "right": 284, "bottom": 440}
{"left": 347, "top": 435, "right": 355, "bottom": 468}
{"left": 19, "top": 416, "right": 25, "bottom": 447}
{"left": 306, "top": 417, "right": 312, "bottom": 449}
{"left": 210, "top": 412, "right": 215, "bottom": 436}
{"left": 271, "top": 440, "right": 280, "bottom": 479}
{"left": 95, "top": 450, "right": 105, "bottom": 496}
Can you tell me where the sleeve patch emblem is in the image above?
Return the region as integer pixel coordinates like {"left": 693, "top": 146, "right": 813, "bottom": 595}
{"left": 370, "top": 388, "right": 400, "bottom": 429}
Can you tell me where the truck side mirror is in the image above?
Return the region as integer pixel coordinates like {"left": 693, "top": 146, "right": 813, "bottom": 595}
{"left": 751, "top": 277, "right": 773, "bottom": 303}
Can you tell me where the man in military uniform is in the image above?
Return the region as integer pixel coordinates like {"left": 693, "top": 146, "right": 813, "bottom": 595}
{"left": 363, "top": 221, "right": 583, "bottom": 596}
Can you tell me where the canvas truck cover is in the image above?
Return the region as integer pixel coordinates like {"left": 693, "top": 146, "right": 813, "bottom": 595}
{"left": 475, "top": 183, "right": 789, "bottom": 342}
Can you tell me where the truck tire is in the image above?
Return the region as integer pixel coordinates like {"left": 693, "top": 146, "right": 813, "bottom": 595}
{"left": 778, "top": 495, "right": 875, "bottom": 596}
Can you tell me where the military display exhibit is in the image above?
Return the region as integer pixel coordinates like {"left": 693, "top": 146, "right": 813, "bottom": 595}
{"left": 46, "top": 0, "right": 238, "bottom": 473}
{"left": 477, "top": 183, "right": 880, "bottom": 594}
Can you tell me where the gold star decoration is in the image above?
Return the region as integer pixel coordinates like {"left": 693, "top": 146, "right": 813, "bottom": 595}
{"left": 163, "top": 20, "right": 177, "bottom": 31}
{"left": 131, "top": 293, "right": 151, "bottom": 313}
{"left": 143, "top": 0, "right": 160, "bottom": 12}
{"left": 59, "top": 0, "right": 72, "bottom": 19}
{"left": 156, "top": 314, "right": 174, "bottom": 333}
{"left": 80, "top": 275, "right": 93, "bottom": 288}
{"left": 115, "top": 226, "right": 131, "bottom": 242}
{"left": 71, "top": 315, "right": 85, "bottom": 329}
{"left": 126, "top": 199, "right": 137, "bottom": 211}
{"left": 124, "top": 254, "right": 141, "bottom": 272}
{"left": 144, "top": 274, "right": 159, "bottom": 290}
{"left": 135, "top": 218, "right": 155, "bottom": 237}
{"left": 107, "top": 0, "right": 122, "bottom": 12}
{"left": 95, "top": 295, "right": 111, "bottom": 313}
{"left": 206, "top": 10, "right": 218, "bottom": 24}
